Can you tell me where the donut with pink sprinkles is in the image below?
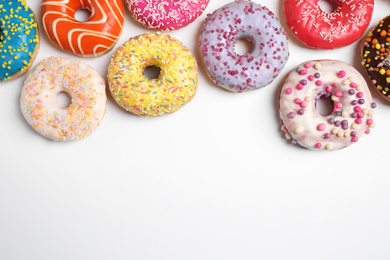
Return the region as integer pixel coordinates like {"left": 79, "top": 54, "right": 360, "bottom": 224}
{"left": 199, "top": 0, "right": 289, "bottom": 92}
{"left": 279, "top": 60, "right": 376, "bottom": 150}
{"left": 126, "top": 0, "right": 210, "bottom": 31}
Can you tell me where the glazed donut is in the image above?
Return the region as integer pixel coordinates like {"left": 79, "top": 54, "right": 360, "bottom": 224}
{"left": 20, "top": 56, "right": 107, "bottom": 141}
{"left": 284, "top": 0, "right": 374, "bottom": 49}
{"left": 41, "top": 0, "right": 124, "bottom": 57}
{"left": 362, "top": 15, "right": 390, "bottom": 102}
{"left": 0, "top": 0, "right": 39, "bottom": 82}
{"left": 199, "top": 1, "right": 289, "bottom": 92}
{"left": 126, "top": 0, "right": 210, "bottom": 31}
{"left": 107, "top": 32, "right": 198, "bottom": 117}
{"left": 279, "top": 60, "right": 376, "bottom": 150}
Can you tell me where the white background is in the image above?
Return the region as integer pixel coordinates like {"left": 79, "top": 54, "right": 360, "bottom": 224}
{"left": 1, "top": 0, "right": 390, "bottom": 259}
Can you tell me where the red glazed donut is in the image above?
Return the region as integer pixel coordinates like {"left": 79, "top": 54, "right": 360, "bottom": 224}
{"left": 284, "top": 0, "right": 374, "bottom": 49}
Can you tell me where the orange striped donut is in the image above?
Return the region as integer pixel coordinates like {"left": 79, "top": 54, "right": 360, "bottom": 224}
{"left": 41, "top": 0, "right": 124, "bottom": 57}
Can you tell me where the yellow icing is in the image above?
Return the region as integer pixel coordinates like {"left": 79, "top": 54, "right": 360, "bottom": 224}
{"left": 107, "top": 32, "right": 198, "bottom": 117}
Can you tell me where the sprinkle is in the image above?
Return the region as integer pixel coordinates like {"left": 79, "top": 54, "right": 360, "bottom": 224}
{"left": 294, "top": 126, "right": 304, "bottom": 134}
{"left": 285, "top": 88, "right": 293, "bottom": 94}
{"left": 338, "top": 70, "right": 346, "bottom": 78}
{"left": 317, "top": 123, "right": 326, "bottom": 131}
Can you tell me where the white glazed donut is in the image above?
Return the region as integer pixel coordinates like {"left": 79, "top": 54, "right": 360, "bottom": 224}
{"left": 20, "top": 56, "right": 107, "bottom": 141}
{"left": 279, "top": 60, "right": 376, "bottom": 150}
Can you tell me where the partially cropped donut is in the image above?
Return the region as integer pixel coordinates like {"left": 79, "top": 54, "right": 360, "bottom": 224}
{"left": 20, "top": 56, "right": 107, "bottom": 141}
{"left": 126, "top": 0, "right": 210, "bottom": 31}
{"left": 279, "top": 60, "right": 376, "bottom": 150}
{"left": 0, "top": 0, "right": 39, "bottom": 82}
{"left": 284, "top": 0, "right": 374, "bottom": 49}
{"left": 107, "top": 32, "right": 198, "bottom": 117}
{"left": 362, "top": 15, "right": 390, "bottom": 102}
{"left": 199, "top": 1, "right": 289, "bottom": 92}
{"left": 41, "top": 0, "right": 124, "bottom": 57}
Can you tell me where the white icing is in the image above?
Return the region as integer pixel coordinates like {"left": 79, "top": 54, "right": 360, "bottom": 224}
{"left": 279, "top": 60, "right": 375, "bottom": 150}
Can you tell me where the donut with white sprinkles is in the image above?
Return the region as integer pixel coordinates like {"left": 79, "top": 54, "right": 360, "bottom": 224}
{"left": 284, "top": 0, "right": 374, "bottom": 49}
{"left": 199, "top": 0, "right": 289, "bottom": 92}
{"left": 126, "top": 0, "right": 210, "bottom": 31}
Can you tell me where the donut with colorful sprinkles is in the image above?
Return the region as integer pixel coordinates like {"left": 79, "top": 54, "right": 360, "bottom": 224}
{"left": 126, "top": 0, "right": 210, "bottom": 31}
{"left": 0, "top": 0, "right": 40, "bottom": 82}
{"left": 107, "top": 32, "right": 198, "bottom": 117}
{"left": 279, "top": 60, "right": 376, "bottom": 150}
{"left": 362, "top": 15, "right": 390, "bottom": 102}
{"left": 284, "top": 0, "right": 374, "bottom": 49}
{"left": 199, "top": 1, "right": 289, "bottom": 92}
{"left": 20, "top": 56, "right": 107, "bottom": 141}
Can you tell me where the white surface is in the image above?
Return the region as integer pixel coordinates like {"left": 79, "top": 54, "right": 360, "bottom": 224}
{"left": 1, "top": 0, "right": 390, "bottom": 259}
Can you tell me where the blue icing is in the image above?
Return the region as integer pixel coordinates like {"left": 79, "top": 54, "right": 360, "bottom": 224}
{"left": 0, "top": 0, "right": 39, "bottom": 81}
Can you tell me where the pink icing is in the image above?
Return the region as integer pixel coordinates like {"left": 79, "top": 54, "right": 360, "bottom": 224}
{"left": 126, "top": 0, "right": 210, "bottom": 31}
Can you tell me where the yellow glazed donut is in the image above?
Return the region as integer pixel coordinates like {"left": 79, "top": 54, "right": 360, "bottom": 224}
{"left": 107, "top": 32, "right": 198, "bottom": 117}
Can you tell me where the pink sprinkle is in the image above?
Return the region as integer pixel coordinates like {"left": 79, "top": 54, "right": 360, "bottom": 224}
{"left": 334, "top": 91, "right": 342, "bottom": 97}
{"left": 366, "top": 119, "right": 373, "bottom": 125}
{"left": 317, "top": 123, "right": 326, "bottom": 131}
{"left": 308, "top": 75, "right": 314, "bottom": 81}
{"left": 356, "top": 92, "right": 363, "bottom": 98}
{"left": 338, "top": 70, "right": 346, "bottom": 78}
{"left": 315, "top": 80, "right": 322, "bottom": 86}
{"left": 355, "top": 118, "right": 362, "bottom": 124}
{"left": 365, "top": 129, "right": 371, "bottom": 134}
{"left": 352, "top": 136, "right": 359, "bottom": 142}
{"left": 295, "top": 98, "right": 302, "bottom": 104}
{"left": 350, "top": 82, "right": 357, "bottom": 88}
{"left": 335, "top": 102, "right": 342, "bottom": 108}
{"left": 285, "top": 88, "right": 292, "bottom": 94}
{"left": 296, "top": 84, "right": 303, "bottom": 90}
{"left": 304, "top": 62, "right": 311, "bottom": 68}
{"left": 315, "top": 142, "right": 322, "bottom": 149}
{"left": 358, "top": 112, "right": 364, "bottom": 118}
{"left": 326, "top": 86, "right": 332, "bottom": 92}
{"left": 299, "top": 69, "right": 307, "bottom": 75}
{"left": 354, "top": 106, "right": 361, "bottom": 112}
{"left": 300, "top": 100, "right": 308, "bottom": 108}
{"left": 333, "top": 108, "right": 339, "bottom": 113}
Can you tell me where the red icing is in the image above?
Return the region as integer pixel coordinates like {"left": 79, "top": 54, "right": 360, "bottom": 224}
{"left": 284, "top": 0, "right": 374, "bottom": 49}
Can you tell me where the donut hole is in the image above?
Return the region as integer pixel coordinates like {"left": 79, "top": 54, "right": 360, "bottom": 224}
{"left": 143, "top": 65, "right": 161, "bottom": 80}
{"left": 319, "top": 0, "right": 338, "bottom": 14}
{"left": 234, "top": 37, "right": 254, "bottom": 56}
{"left": 74, "top": 8, "right": 92, "bottom": 22}
{"left": 316, "top": 94, "right": 334, "bottom": 116}
{"left": 56, "top": 91, "right": 72, "bottom": 109}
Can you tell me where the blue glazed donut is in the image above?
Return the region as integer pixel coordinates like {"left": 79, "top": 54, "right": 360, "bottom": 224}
{"left": 0, "top": 0, "right": 40, "bottom": 82}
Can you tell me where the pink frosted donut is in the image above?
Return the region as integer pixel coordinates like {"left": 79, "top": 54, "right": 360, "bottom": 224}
{"left": 126, "top": 0, "right": 210, "bottom": 31}
{"left": 199, "top": 1, "right": 289, "bottom": 92}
